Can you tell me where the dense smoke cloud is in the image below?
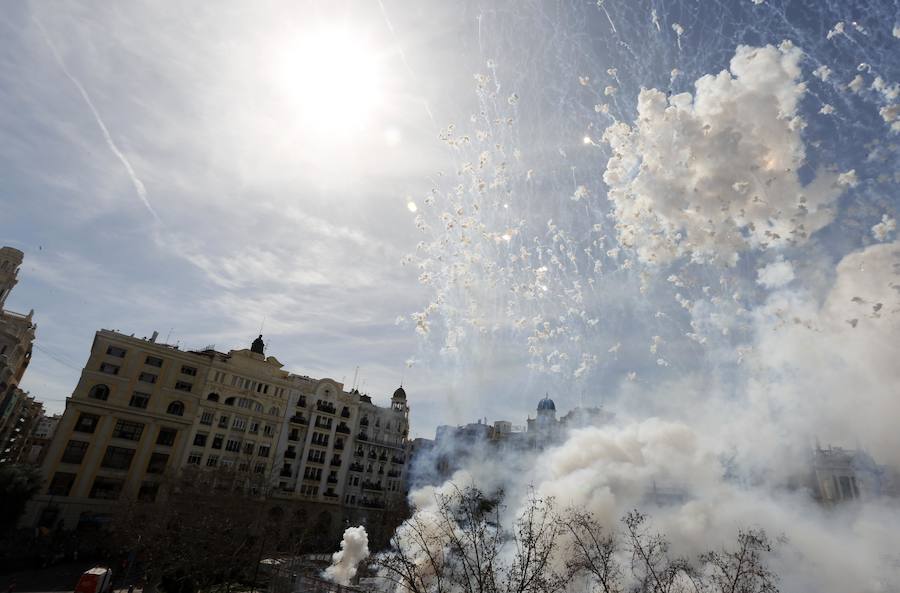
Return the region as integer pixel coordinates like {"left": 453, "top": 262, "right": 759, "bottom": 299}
{"left": 603, "top": 44, "right": 845, "bottom": 266}
{"left": 398, "top": 24, "right": 900, "bottom": 589}
{"left": 325, "top": 526, "right": 370, "bottom": 586}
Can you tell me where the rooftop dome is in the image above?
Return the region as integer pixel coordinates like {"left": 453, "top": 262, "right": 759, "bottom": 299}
{"left": 393, "top": 386, "right": 407, "bottom": 400}
{"left": 537, "top": 396, "right": 556, "bottom": 412}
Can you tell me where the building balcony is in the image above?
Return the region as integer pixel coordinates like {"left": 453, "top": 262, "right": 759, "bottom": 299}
{"left": 334, "top": 442, "right": 344, "bottom": 450}
{"left": 336, "top": 424, "right": 351, "bottom": 434}
{"left": 330, "top": 458, "right": 342, "bottom": 467}
{"left": 327, "top": 476, "right": 338, "bottom": 484}
{"left": 357, "top": 433, "right": 369, "bottom": 442}
{"left": 314, "top": 420, "right": 332, "bottom": 430}
{"left": 362, "top": 481, "right": 383, "bottom": 491}
{"left": 279, "top": 469, "right": 292, "bottom": 478}
{"left": 290, "top": 415, "right": 308, "bottom": 425}
{"left": 359, "top": 418, "right": 369, "bottom": 427}
{"left": 349, "top": 463, "right": 364, "bottom": 472}
{"left": 324, "top": 490, "right": 338, "bottom": 498}
{"left": 340, "top": 409, "right": 350, "bottom": 418}
{"left": 288, "top": 434, "right": 300, "bottom": 442}
{"left": 387, "top": 470, "right": 401, "bottom": 478}
{"left": 316, "top": 402, "right": 336, "bottom": 415}
{"left": 391, "top": 456, "right": 406, "bottom": 465}
{"left": 284, "top": 450, "right": 296, "bottom": 459}
{"left": 360, "top": 497, "right": 385, "bottom": 509}
{"left": 297, "top": 397, "right": 307, "bottom": 407}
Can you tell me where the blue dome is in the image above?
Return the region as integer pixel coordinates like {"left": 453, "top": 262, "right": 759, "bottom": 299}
{"left": 537, "top": 396, "right": 556, "bottom": 412}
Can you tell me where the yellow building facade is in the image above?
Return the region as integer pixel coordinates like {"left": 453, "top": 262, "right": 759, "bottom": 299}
{"left": 28, "top": 329, "right": 410, "bottom": 530}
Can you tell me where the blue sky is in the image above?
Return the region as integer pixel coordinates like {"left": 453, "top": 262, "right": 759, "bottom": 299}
{"left": 1, "top": 0, "right": 897, "bottom": 439}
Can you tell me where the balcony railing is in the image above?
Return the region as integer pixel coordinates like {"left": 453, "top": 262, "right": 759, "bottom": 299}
{"left": 327, "top": 476, "right": 338, "bottom": 484}
{"left": 340, "top": 409, "right": 350, "bottom": 418}
{"left": 387, "top": 469, "right": 401, "bottom": 478}
{"left": 336, "top": 424, "right": 351, "bottom": 434}
{"left": 324, "top": 490, "right": 338, "bottom": 498}
{"left": 350, "top": 463, "right": 364, "bottom": 472}
{"left": 357, "top": 433, "right": 369, "bottom": 442}
{"left": 360, "top": 498, "right": 385, "bottom": 509}
{"left": 290, "top": 415, "right": 308, "bottom": 425}
{"left": 391, "top": 456, "right": 406, "bottom": 465}
{"left": 316, "top": 402, "right": 336, "bottom": 414}
{"left": 362, "top": 481, "right": 383, "bottom": 491}
{"left": 331, "top": 458, "right": 342, "bottom": 467}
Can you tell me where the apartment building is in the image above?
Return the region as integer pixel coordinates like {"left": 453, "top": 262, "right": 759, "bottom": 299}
{"left": 0, "top": 246, "right": 38, "bottom": 462}
{"left": 28, "top": 329, "right": 410, "bottom": 530}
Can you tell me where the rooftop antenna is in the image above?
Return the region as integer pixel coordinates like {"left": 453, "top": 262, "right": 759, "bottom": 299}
{"left": 259, "top": 315, "right": 266, "bottom": 336}
{"left": 352, "top": 366, "right": 360, "bottom": 390}
{"left": 164, "top": 327, "right": 174, "bottom": 344}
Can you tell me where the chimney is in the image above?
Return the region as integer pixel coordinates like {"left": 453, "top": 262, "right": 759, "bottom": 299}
{"left": 150, "top": 331, "right": 159, "bottom": 343}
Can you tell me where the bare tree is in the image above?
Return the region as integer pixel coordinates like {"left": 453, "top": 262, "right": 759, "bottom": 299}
{"left": 698, "top": 530, "right": 779, "bottom": 593}
{"left": 622, "top": 510, "right": 699, "bottom": 593}
{"left": 376, "top": 486, "right": 565, "bottom": 593}
{"left": 561, "top": 510, "right": 623, "bottom": 593}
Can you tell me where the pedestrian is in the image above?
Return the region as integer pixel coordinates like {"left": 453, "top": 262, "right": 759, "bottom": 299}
{"left": 127, "top": 584, "right": 134, "bottom": 593}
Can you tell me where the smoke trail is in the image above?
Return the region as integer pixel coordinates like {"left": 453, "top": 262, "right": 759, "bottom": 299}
{"left": 32, "top": 16, "right": 159, "bottom": 221}
{"left": 324, "top": 525, "right": 370, "bottom": 586}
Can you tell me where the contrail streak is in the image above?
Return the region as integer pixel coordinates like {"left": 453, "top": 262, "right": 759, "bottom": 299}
{"left": 33, "top": 17, "right": 159, "bottom": 221}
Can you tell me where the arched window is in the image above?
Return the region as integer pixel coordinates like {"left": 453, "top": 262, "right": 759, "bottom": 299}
{"left": 88, "top": 384, "right": 110, "bottom": 401}
{"left": 224, "top": 397, "right": 236, "bottom": 406}
{"left": 166, "top": 401, "right": 185, "bottom": 416}
{"left": 269, "top": 406, "right": 280, "bottom": 416}
{"left": 254, "top": 402, "right": 264, "bottom": 412}
{"left": 207, "top": 392, "right": 220, "bottom": 402}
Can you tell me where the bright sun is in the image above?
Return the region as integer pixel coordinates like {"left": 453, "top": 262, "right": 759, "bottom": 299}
{"left": 269, "top": 26, "right": 385, "bottom": 139}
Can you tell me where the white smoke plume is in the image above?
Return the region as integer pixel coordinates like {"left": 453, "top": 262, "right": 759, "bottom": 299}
{"left": 602, "top": 43, "right": 844, "bottom": 265}
{"left": 324, "top": 525, "right": 370, "bottom": 586}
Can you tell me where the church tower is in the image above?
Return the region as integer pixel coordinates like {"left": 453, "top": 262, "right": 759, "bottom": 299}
{"left": 0, "top": 247, "right": 23, "bottom": 310}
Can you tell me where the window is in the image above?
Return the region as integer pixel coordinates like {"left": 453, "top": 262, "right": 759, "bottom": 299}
{"left": 200, "top": 410, "right": 214, "bottom": 425}
{"left": 129, "top": 391, "right": 151, "bottom": 409}
{"left": 269, "top": 406, "right": 279, "bottom": 416}
{"left": 248, "top": 421, "right": 259, "bottom": 434}
{"left": 181, "top": 365, "right": 197, "bottom": 376}
{"left": 88, "top": 384, "right": 110, "bottom": 401}
{"left": 194, "top": 432, "right": 208, "bottom": 447}
{"left": 218, "top": 415, "right": 230, "bottom": 428}
{"left": 232, "top": 417, "right": 246, "bottom": 431}
{"left": 157, "top": 428, "right": 177, "bottom": 447}
{"left": 145, "top": 356, "right": 164, "bottom": 367}
{"left": 174, "top": 381, "right": 193, "bottom": 393}
{"left": 254, "top": 462, "right": 266, "bottom": 474}
{"left": 187, "top": 453, "right": 202, "bottom": 465}
{"left": 99, "top": 362, "right": 120, "bottom": 375}
{"left": 106, "top": 345, "right": 127, "bottom": 358}
{"left": 101, "top": 446, "right": 136, "bottom": 470}
{"left": 238, "top": 398, "right": 251, "bottom": 409}
{"left": 146, "top": 452, "right": 169, "bottom": 474}
{"left": 90, "top": 477, "right": 124, "bottom": 500}
{"left": 225, "top": 439, "right": 241, "bottom": 452}
{"left": 212, "top": 434, "right": 224, "bottom": 449}
{"left": 258, "top": 445, "right": 270, "bottom": 458}
{"left": 74, "top": 413, "right": 100, "bottom": 434}
{"left": 224, "top": 397, "right": 236, "bottom": 406}
{"left": 112, "top": 420, "right": 144, "bottom": 441}
{"left": 206, "top": 455, "right": 219, "bottom": 467}
{"left": 48, "top": 472, "right": 77, "bottom": 496}
{"left": 138, "top": 482, "right": 160, "bottom": 502}
{"left": 243, "top": 441, "right": 255, "bottom": 455}
{"left": 139, "top": 372, "right": 157, "bottom": 384}
{"left": 207, "top": 393, "right": 220, "bottom": 402}
{"left": 263, "top": 425, "right": 274, "bottom": 437}
{"left": 166, "top": 401, "right": 185, "bottom": 416}
{"left": 61, "top": 440, "right": 89, "bottom": 464}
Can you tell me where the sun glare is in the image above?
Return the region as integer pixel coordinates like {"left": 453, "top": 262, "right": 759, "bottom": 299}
{"left": 269, "top": 26, "right": 384, "bottom": 139}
